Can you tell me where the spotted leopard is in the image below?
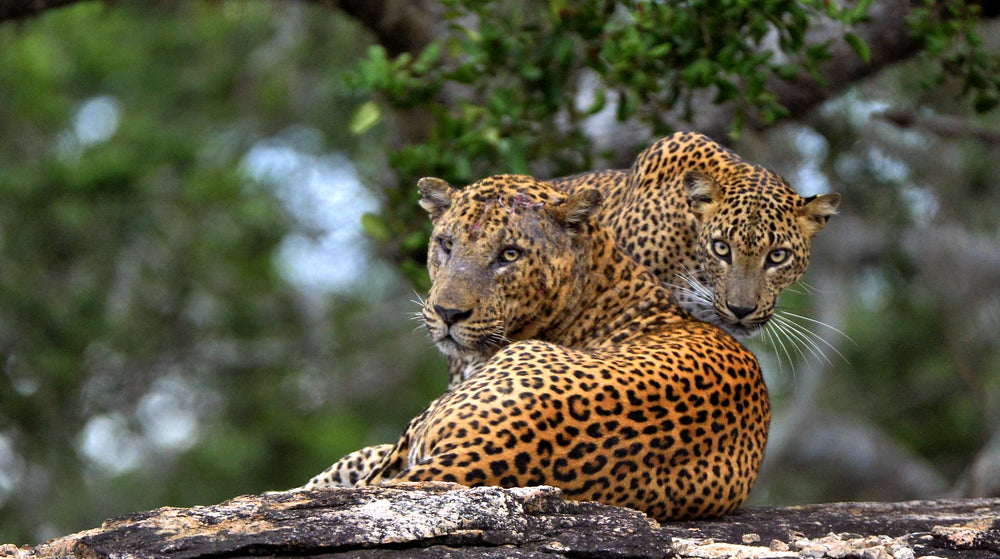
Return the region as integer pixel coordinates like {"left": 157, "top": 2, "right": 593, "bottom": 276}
{"left": 337, "top": 174, "right": 771, "bottom": 520}
{"left": 299, "top": 133, "right": 838, "bottom": 494}
{"left": 552, "top": 131, "right": 841, "bottom": 340}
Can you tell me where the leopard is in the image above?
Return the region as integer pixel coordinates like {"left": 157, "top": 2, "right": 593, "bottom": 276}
{"left": 551, "top": 131, "right": 841, "bottom": 340}
{"left": 297, "top": 132, "right": 840, "bottom": 494}
{"left": 312, "top": 174, "right": 770, "bottom": 520}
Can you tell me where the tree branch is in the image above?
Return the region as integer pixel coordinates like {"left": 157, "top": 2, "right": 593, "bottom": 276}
{"left": 875, "top": 107, "right": 1000, "bottom": 144}
{"left": 588, "top": 0, "right": 929, "bottom": 165}
{"left": 0, "top": 0, "right": 439, "bottom": 57}
{"left": 4, "top": 0, "right": 994, "bottom": 153}
{"left": 682, "top": 0, "right": 923, "bottom": 140}
{"left": 305, "top": 0, "right": 437, "bottom": 56}
{"left": 0, "top": 0, "right": 88, "bottom": 21}
{"left": 771, "top": 0, "right": 922, "bottom": 123}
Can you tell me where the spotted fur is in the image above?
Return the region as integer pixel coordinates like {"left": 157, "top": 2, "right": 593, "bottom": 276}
{"left": 298, "top": 132, "right": 834, "bottom": 502}
{"left": 346, "top": 174, "right": 770, "bottom": 520}
{"left": 552, "top": 131, "right": 840, "bottom": 339}
{"left": 298, "top": 444, "right": 393, "bottom": 490}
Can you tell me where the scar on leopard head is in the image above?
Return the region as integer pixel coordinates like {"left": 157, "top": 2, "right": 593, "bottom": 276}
{"left": 467, "top": 194, "right": 542, "bottom": 237}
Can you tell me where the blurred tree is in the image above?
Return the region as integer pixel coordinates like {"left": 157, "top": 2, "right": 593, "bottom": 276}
{"left": 0, "top": 0, "right": 998, "bottom": 546}
{"left": 0, "top": 1, "right": 444, "bottom": 544}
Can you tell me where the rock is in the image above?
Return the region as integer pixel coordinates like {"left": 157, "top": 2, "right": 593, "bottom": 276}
{"left": 1, "top": 485, "right": 997, "bottom": 559}
{"left": 3, "top": 484, "right": 671, "bottom": 559}
{"left": 659, "top": 499, "right": 1000, "bottom": 559}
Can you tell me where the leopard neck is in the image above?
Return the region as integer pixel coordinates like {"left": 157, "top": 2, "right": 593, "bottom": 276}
{"left": 544, "top": 229, "right": 685, "bottom": 349}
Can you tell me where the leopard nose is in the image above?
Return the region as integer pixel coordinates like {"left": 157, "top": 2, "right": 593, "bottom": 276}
{"left": 434, "top": 305, "right": 473, "bottom": 326}
{"left": 726, "top": 303, "right": 756, "bottom": 320}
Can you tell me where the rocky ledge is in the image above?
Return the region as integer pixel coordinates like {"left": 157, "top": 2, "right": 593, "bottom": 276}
{"left": 1, "top": 484, "right": 997, "bottom": 558}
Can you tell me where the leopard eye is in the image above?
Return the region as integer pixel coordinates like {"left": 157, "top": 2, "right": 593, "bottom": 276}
{"left": 767, "top": 248, "right": 790, "bottom": 266}
{"left": 498, "top": 247, "right": 521, "bottom": 264}
{"left": 711, "top": 240, "right": 731, "bottom": 261}
{"left": 438, "top": 237, "right": 453, "bottom": 254}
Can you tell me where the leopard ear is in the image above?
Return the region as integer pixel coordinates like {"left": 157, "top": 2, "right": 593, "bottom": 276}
{"left": 548, "top": 188, "right": 602, "bottom": 229}
{"left": 797, "top": 193, "right": 841, "bottom": 238}
{"left": 684, "top": 170, "right": 723, "bottom": 221}
{"left": 417, "top": 177, "right": 456, "bottom": 221}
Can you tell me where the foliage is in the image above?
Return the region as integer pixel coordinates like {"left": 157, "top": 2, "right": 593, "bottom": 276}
{"left": 909, "top": 0, "right": 1000, "bottom": 112}
{"left": 0, "top": 1, "right": 443, "bottom": 544}
{"left": 351, "top": 0, "right": 1000, "bottom": 286}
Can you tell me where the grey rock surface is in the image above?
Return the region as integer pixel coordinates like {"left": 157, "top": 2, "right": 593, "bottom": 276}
{"left": 1, "top": 484, "right": 997, "bottom": 559}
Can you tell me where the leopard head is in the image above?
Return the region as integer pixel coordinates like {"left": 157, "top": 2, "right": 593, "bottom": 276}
{"left": 417, "top": 174, "right": 602, "bottom": 362}
{"left": 685, "top": 166, "right": 840, "bottom": 338}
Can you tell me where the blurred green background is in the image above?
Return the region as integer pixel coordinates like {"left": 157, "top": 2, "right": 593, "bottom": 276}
{"left": 1, "top": 0, "right": 998, "bottom": 544}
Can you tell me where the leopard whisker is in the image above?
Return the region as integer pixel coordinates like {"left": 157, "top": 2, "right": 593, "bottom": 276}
{"left": 792, "top": 280, "right": 837, "bottom": 296}
{"left": 778, "top": 310, "right": 854, "bottom": 345}
{"left": 485, "top": 330, "right": 512, "bottom": 349}
{"left": 669, "top": 283, "right": 706, "bottom": 303}
{"left": 768, "top": 313, "right": 830, "bottom": 366}
{"left": 410, "top": 290, "right": 426, "bottom": 306}
{"left": 763, "top": 310, "right": 849, "bottom": 367}
{"left": 783, "top": 284, "right": 808, "bottom": 296}
{"left": 408, "top": 310, "right": 427, "bottom": 321}
{"left": 408, "top": 291, "right": 429, "bottom": 323}
{"left": 760, "top": 317, "right": 795, "bottom": 375}
{"left": 475, "top": 334, "right": 506, "bottom": 355}
{"left": 669, "top": 269, "right": 717, "bottom": 325}
{"left": 670, "top": 268, "right": 713, "bottom": 303}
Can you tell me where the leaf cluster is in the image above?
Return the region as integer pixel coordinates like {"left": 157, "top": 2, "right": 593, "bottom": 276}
{"left": 908, "top": 0, "right": 1000, "bottom": 112}
{"left": 347, "top": 0, "right": 879, "bottom": 281}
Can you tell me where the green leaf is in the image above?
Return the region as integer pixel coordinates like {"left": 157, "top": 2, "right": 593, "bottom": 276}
{"left": 482, "top": 126, "right": 501, "bottom": 146}
{"left": 616, "top": 89, "right": 639, "bottom": 121}
{"left": 805, "top": 43, "right": 832, "bottom": 67}
{"left": 847, "top": 0, "right": 874, "bottom": 24}
{"left": 844, "top": 33, "right": 871, "bottom": 64}
{"left": 680, "top": 58, "right": 714, "bottom": 87}
{"left": 349, "top": 101, "right": 382, "bottom": 135}
{"left": 412, "top": 42, "right": 442, "bottom": 74}
{"left": 776, "top": 63, "right": 800, "bottom": 81}
{"left": 582, "top": 89, "right": 606, "bottom": 115}
{"left": 360, "top": 212, "right": 391, "bottom": 242}
{"left": 648, "top": 42, "right": 672, "bottom": 58}
{"left": 519, "top": 63, "right": 543, "bottom": 81}
{"left": 713, "top": 79, "right": 739, "bottom": 103}
{"left": 401, "top": 231, "right": 428, "bottom": 251}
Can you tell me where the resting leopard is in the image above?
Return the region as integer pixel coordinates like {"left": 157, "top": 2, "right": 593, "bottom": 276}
{"left": 552, "top": 131, "right": 841, "bottom": 340}
{"left": 297, "top": 132, "right": 840, "bottom": 493}
{"left": 306, "top": 174, "right": 771, "bottom": 520}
